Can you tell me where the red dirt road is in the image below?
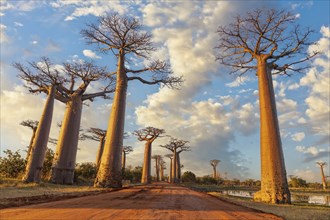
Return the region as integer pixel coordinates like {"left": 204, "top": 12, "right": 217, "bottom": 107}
{"left": 0, "top": 183, "right": 282, "bottom": 220}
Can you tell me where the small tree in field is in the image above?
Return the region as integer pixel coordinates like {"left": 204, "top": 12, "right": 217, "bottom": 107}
{"left": 216, "top": 8, "right": 318, "bottom": 204}
{"left": 165, "top": 154, "right": 173, "bottom": 183}
{"left": 133, "top": 127, "right": 165, "bottom": 184}
{"left": 0, "top": 150, "right": 26, "bottom": 178}
{"left": 20, "top": 120, "right": 39, "bottom": 160}
{"left": 210, "top": 159, "right": 221, "bottom": 179}
{"left": 81, "top": 13, "right": 183, "bottom": 188}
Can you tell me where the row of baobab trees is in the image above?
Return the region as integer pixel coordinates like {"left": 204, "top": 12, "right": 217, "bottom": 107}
{"left": 14, "top": 8, "right": 320, "bottom": 204}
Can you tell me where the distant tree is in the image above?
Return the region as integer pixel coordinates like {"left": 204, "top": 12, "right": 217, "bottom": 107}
{"left": 0, "top": 150, "right": 26, "bottom": 178}
{"left": 13, "top": 57, "right": 66, "bottom": 183}
{"left": 82, "top": 13, "right": 183, "bottom": 188}
{"left": 216, "top": 8, "right": 317, "bottom": 204}
{"left": 159, "top": 158, "right": 166, "bottom": 181}
{"left": 122, "top": 146, "right": 133, "bottom": 171}
{"left": 210, "top": 159, "right": 221, "bottom": 179}
{"left": 74, "top": 162, "right": 97, "bottom": 182}
{"left": 80, "top": 127, "right": 107, "bottom": 170}
{"left": 160, "top": 138, "right": 190, "bottom": 183}
{"left": 20, "top": 120, "right": 39, "bottom": 160}
{"left": 152, "top": 155, "right": 162, "bottom": 181}
{"left": 181, "top": 171, "right": 196, "bottom": 183}
{"left": 133, "top": 127, "right": 165, "bottom": 184}
{"left": 165, "top": 154, "right": 173, "bottom": 183}
{"left": 316, "top": 162, "right": 327, "bottom": 190}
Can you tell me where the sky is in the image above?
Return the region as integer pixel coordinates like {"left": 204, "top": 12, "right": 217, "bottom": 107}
{"left": 0, "top": 0, "right": 329, "bottom": 183}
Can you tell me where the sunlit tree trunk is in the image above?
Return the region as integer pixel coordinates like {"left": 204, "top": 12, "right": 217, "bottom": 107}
{"left": 172, "top": 151, "right": 177, "bottom": 183}
{"left": 50, "top": 94, "right": 82, "bottom": 184}
{"left": 94, "top": 51, "right": 126, "bottom": 188}
{"left": 122, "top": 151, "right": 126, "bottom": 171}
{"left": 168, "top": 158, "right": 172, "bottom": 183}
{"left": 22, "top": 86, "right": 56, "bottom": 183}
{"left": 26, "top": 128, "right": 37, "bottom": 161}
{"left": 96, "top": 137, "right": 105, "bottom": 170}
{"left": 319, "top": 165, "right": 327, "bottom": 190}
{"left": 213, "top": 166, "right": 217, "bottom": 179}
{"left": 176, "top": 153, "right": 181, "bottom": 181}
{"left": 254, "top": 60, "right": 291, "bottom": 204}
{"left": 155, "top": 157, "right": 159, "bottom": 181}
{"left": 160, "top": 165, "right": 164, "bottom": 181}
{"left": 141, "top": 142, "right": 152, "bottom": 184}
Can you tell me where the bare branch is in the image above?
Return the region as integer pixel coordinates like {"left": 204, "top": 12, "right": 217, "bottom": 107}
{"left": 133, "top": 127, "right": 165, "bottom": 143}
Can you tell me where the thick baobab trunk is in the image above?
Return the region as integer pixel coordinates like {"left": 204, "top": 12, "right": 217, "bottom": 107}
{"left": 22, "top": 86, "right": 56, "bottom": 183}
{"left": 176, "top": 153, "right": 181, "bottom": 181}
{"left": 96, "top": 137, "right": 105, "bottom": 170}
{"left": 155, "top": 157, "right": 159, "bottom": 181}
{"left": 26, "top": 128, "right": 37, "bottom": 161}
{"left": 213, "top": 166, "right": 217, "bottom": 179}
{"left": 50, "top": 95, "right": 82, "bottom": 184}
{"left": 122, "top": 151, "right": 126, "bottom": 171}
{"left": 168, "top": 159, "right": 172, "bottom": 183}
{"left": 141, "top": 142, "right": 152, "bottom": 184}
{"left": 94, "top": 52, "right": 127, "bottom": 188}
{"left": 253, "top": 60, "right": 291, "bottom": 204}
{"left": 172, "top": 151, "right": 177, "bottom": 183}
{"left": 320, "top": 166, "right": 327, "bottom": 190}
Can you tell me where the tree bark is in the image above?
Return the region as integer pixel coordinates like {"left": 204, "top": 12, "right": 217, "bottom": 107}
{"left": 320, "top": 166, "right": 327, "bottom": 190}
{"left": 22, "top": 86, "right": 56, "bottom": 183}
{"left": 176, "top": 153, "right": 181, "bottom": 181}
{"left": 213, "top": 166, "right": 217, "bottom": 179}
{"left": 155, "top": 157, "right": 159, "bottom": 181}
{"left": 96, "top": 137, "right": 105, "bottom": 171}
{"left": 141, "top": 142, "right": 152, "bottom": 184}
{"left": 50, "top": 94, "right": 83, "bottom": 184}
{"left": 26, "top": 128, "right": 37, "bottom": 161}
{"left": 122, "top": 151, "right": 126, "bottom": 171}
{"left": 168, "top": 158, "right": 172, "bottom": 183}
{"left": 172, "top": 151, "right": 177, "bottom": 183}
{"left": 94, "top": 51, "right": 127, "bottom": 188}
{"left": 253, "top": 60, "right": 291, "bottom": 204}
{"left": 160, "top": 166, "right": 164, "bottom": 181}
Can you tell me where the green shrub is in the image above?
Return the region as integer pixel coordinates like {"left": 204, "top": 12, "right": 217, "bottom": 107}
{"left": 182, "top": 171, "right": 196, "bottom": 182}
{"left": 0, "top": 150, "right": 26, "bottom": 178}
{"left": 74, "top": 162, "right": 97, "bottom": 183}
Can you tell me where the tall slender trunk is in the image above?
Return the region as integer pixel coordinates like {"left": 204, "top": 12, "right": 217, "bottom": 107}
{"left": 213, "top": 166, "right": 217, "bottom": 179}
{"left": 26, "top": 128, "right": 37, "bottom": 161}
{"left": 96, "top": 137, "right": 105, "bottom": 170}
{"left": 160, "top": 166, "right": 164, "bottom": 181}
{"left": 320, "top": 166, "right": 327, "bottom": 190}
{"left": 155, "top": 157, "right": 159, "bottom": 181}
{"left": 253, "top": 60, "right": 291, "bottom": 204}
{"left": 122, "top": 152, "right": 126, "bottom": 171}
{"left": 172, "top": 150, "right": 177, "bottom": 183}
{"left": 22, "top": 86, "right": 56, "bottom": 183}
{"left": 94, "top": 51, "right": 127, "bottom": 188}
{"left": 50, "top": 94, "right": 82, "bottom": 184}
{"left": 141, "top": 142, "right": 152, "bottom": 184}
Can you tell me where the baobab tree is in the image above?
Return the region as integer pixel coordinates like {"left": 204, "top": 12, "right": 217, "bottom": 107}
{"left": 81, "top": 13, "right": 183, "bottom": 188}
{"left": 80, "top": 127, "right": 107, "bottom": 169}
{"left": 20, "top": 120, "right": 39, "bottom": 160}
{"left": 216, "top": 8, "right": 318, "bottom": 204}
{"left": 50, "top": 61, "right": 115, "bottom": 184}
{"left": 316, "top": 162, "right": 327, "bottom": 190}
{"left": 122, "top": 146, "right": 133, "bottom": 171}
{"left": 165, "top": 154, "right": 173, "bottom": 183}
{"left": 152, "top": 155, "right": 162, "bottom": 181}
{"left": 210, "top": 159, "right": 221, "bottom": 179}
{"left": 160, "top": 138, "right": 189, "bottom": 183}
{"left": 133, "top": 127, "right": 165, "bottom": 184}
{"left": 176, "top": 146, "right": 190, "bottom": 181}
{"left": 13, "top": 57, "right": 66, "bottom": 183}
{"left": 159, "top": 158, "right": 166, "bottom": 181}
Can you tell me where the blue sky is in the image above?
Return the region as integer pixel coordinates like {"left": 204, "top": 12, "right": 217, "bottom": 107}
{"left": 1, "top": 0, "right": 329, "bottom": 182}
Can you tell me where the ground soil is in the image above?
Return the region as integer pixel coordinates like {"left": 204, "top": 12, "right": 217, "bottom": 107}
{"left": 0, "top": 182, "right": 283, "bottom": 220}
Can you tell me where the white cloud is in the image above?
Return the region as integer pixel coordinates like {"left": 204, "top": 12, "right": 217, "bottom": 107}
{"left": 31, "top": 40, "right": 38, "bottom": 45}
{"left": 288, "top": 83, "right": 300, "bottom": 90}
{"left": 296, "top": 145, "right": 329, "bottom": 162}
{"left": 0, "top": 24, "right": 9, "bottom": 43}
{"left": 14, "top": 22, "right": 23, "bottom": 27}
{"left": 82, "top": 49, "right": 101, "bottom": 59}
{"left": 226, "top": 75, "right": 251, "bottom": 88}
{"left": 291, "top": 132, "right": 305, "bottom": 142}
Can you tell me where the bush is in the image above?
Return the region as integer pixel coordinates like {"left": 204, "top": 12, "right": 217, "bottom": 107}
{"left": 289, "top": 176, "right": 308, "bottom": 188}
{"left": 181, "top": 171, "right": 196, "bottom": 183}
{"left": 74, "top": 162, "right": 97, "bottom": 183}
{"left": 41, "top": 148, "right": 54, "bottom": 180}
{"left": 197, "top": 175, "right": 217, "bottom": 185}
{"left": 123, "top": 166, "right": 142, "bottom": 183}
{"left": 0, "top": 150, "right": 26, "bottom": 178}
